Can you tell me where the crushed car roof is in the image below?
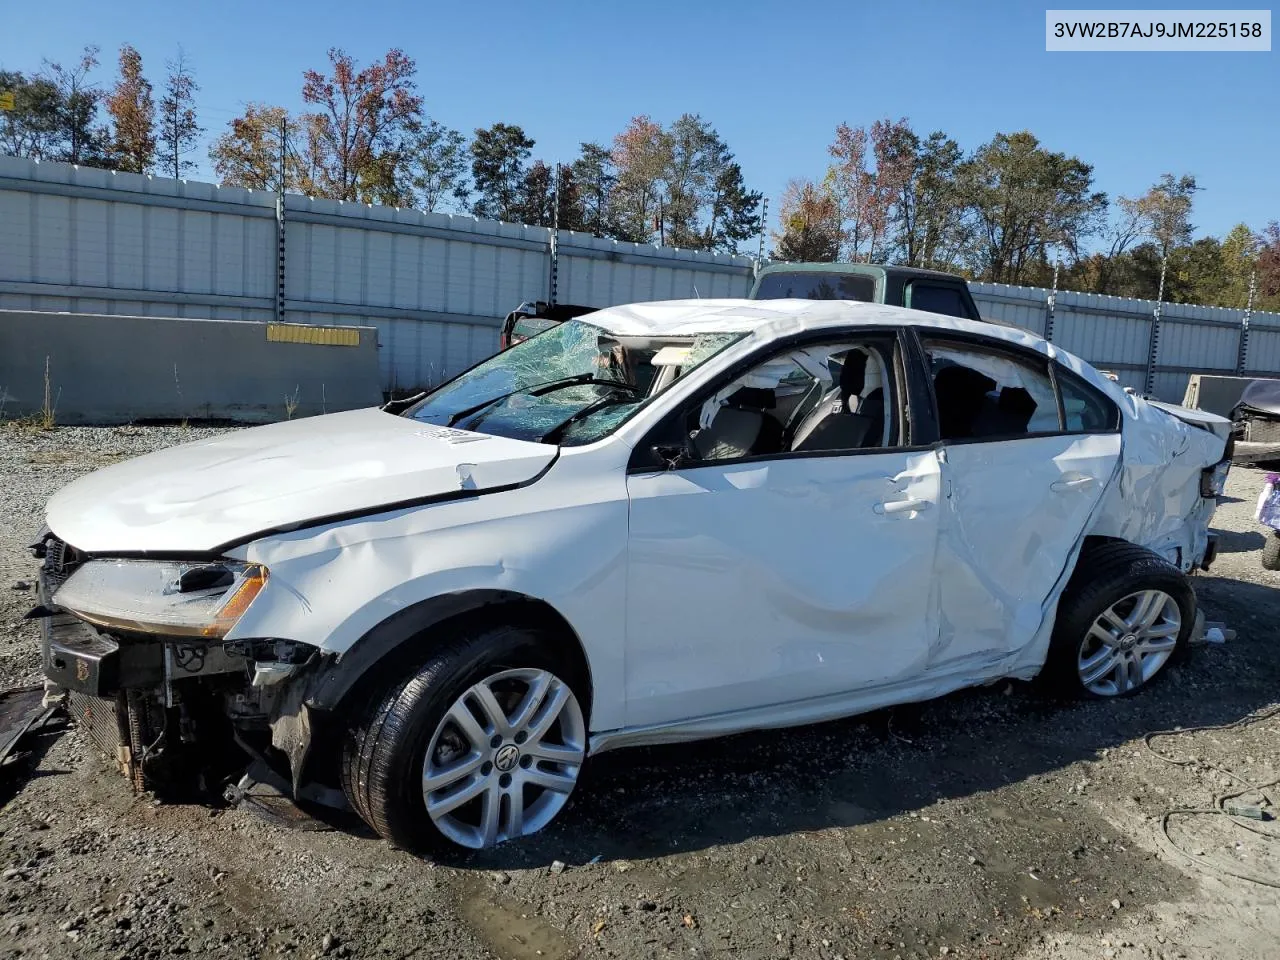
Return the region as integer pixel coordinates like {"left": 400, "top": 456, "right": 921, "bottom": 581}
{"left": 589, "top": 298, "right": 1012, "bottom": 340}
{"left": 585, "top": 298, "right": 1127, "bottom": 404}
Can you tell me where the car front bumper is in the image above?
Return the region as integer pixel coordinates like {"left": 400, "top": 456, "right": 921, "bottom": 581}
{"left": 37, "top": 569, "right": 163, "bottom": 699}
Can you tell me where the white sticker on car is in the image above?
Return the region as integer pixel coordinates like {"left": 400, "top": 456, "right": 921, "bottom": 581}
{"left": 416, "top": 427, "right": 490, "bottom": 444}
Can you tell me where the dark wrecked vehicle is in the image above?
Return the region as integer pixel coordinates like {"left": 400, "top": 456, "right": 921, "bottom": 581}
{"left": 499, "top": 301, "right": 598, "bottom": 350}
{"left": 31, "top": 298, "right": 1233, "bottom": 854}
{"left": 1231, "top": 378, "right": 1280, "bottom": 465}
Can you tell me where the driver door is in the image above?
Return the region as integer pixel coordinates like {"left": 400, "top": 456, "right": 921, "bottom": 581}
{"left": 623, "top": 333, "right": 943, "bottom": 728}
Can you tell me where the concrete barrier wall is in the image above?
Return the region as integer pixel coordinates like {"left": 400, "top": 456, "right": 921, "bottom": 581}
{"left": 0, "top": 310, "right": 382, "bottom": 424}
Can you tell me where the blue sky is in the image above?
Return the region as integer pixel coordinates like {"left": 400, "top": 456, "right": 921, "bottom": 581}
{"left": 3, "top": 0, "right": 1277, "bottom": 242}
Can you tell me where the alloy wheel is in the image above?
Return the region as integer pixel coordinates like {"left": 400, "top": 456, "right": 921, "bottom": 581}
{"left": 422, "top": 667, "right": 585, "bottom": 848}
{"left": 1077, "top": 589, "right": 1181, "bottom": 697}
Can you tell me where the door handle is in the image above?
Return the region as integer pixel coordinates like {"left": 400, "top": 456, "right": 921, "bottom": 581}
{"left": 1050, "top": 475, "right": 1095, "bottom": 492}
{"left": 873, "top": 497, "right": 931, "bottom": 516}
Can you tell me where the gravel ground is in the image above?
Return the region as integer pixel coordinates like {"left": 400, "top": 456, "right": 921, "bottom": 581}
{"left": 1, "top": 423, "right": 1278, "bottom": 960}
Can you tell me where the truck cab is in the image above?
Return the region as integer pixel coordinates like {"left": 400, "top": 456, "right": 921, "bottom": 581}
{"left": 750, "top": 262, "right": 983, "bottom": 322}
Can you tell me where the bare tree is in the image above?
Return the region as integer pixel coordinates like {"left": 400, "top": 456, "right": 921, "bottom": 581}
{"left": 158, "top": 47, "right": 202, "bottom": 179}
{"left": 37, "top": 45, "right": 108, "bottom": 164}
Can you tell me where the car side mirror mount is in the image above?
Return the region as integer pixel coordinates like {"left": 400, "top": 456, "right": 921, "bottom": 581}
{"left": 652, "top": 439, "right": 697, "bottom": 471}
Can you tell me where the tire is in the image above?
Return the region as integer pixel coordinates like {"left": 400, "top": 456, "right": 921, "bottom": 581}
{"left": 1262, "top": 532, "right": 1280, "bottom": 571}
{"left": 1042, "top": 541, "right": 1195, "bottom": 699}
{"left": 340, "top": 623, "right": 587, "bottom": 854}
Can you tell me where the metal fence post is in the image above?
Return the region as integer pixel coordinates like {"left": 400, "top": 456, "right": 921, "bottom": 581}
{"left": 275, "top": 117, "right": 288, "bottom": 323}
{"left": 547, "top": 164, "right": 560, "bottom": 305}
{"left": 1237, "top": 271, "right": 1257, "bottom": 375}
{"left": 547, "top": 230, "right": 558, "bottom": 306}
{"left": 1145, "top": 257, "right": 1168, "bottom": 397}
{"left": 1044, "top": 259, "right": 1059, "bottom": 342}
{"left": 275, "top": 195, "right": 287, "bottom": 323}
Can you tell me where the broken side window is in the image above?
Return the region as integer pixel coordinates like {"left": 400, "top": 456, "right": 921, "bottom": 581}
{"left": 922, "top": 339, "right": 1060, "bottom": 441}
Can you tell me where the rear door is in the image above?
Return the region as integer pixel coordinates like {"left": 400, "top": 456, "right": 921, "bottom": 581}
{"left": 915, "top": 333, "right": 1122, "bottom": 673}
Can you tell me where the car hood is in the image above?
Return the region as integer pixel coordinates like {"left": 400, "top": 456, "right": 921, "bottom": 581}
{"left": 45, "top": 408, "right": 558, "bottom": 554}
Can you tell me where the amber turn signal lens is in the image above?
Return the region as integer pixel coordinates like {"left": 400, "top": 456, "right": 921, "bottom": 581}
{"left": 203, "top": 565, "right": 268, "bottom": 638}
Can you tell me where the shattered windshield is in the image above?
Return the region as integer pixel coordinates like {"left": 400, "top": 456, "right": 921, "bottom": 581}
{"left": 404, "top": 320, "right": 742, "bottom": 445}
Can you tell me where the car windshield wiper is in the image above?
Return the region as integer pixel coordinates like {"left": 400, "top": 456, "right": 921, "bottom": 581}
{"left": 445, "top": 374, "right": 641, "bottom": 427}
{"left": 539, "top": 394, "right": 639, "bottom": 444}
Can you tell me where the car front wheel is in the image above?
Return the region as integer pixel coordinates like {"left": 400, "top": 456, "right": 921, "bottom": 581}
{"left": 1044, "top": 541, "right": 1195, "bottom": 698}
{"left": 340, "top": 625, "right": 588, "bottom": 853}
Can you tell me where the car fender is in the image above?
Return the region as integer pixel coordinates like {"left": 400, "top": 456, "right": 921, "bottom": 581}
{"left": 223, "top": 459, "right": 630, "bottom": 732}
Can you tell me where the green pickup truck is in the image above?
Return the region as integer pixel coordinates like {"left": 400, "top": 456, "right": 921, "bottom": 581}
{"left": 749, "top": 262, "right": 984, "bottom": 321}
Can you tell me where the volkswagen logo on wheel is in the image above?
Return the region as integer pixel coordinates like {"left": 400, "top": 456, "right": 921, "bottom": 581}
{"left": 494, "top": 743, "right": 520, "bottom": 772}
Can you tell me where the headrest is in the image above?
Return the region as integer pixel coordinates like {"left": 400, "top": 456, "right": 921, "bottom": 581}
{"left": 998, "top": 386, "right": 1036, "bottom": 415}
{"left": 724, "top": 386, "right": 776, "bottom": 410}
{"left": 935, "top": 364, "right": 997, "bottom": 396}
{"left": 839, "top": 350, "right": 870, "bottom": 397}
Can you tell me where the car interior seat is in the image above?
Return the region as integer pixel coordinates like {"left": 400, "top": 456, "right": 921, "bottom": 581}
{"left": 934, "top": 364, "right": 997, "bottom": 439}
{"left": 790, "top": 350, "right": 876, "bottom": 452}
{"left": 691, "top": 386, "right": 780, "bottom": 460}
{"left": 857, "top": 357, "right": 886, "bottom": 448}
{"left": 965, "top": 383, "right": 1040, "bottom": 438}
{"left": 989, "top": 386, "right": 1038, "bottom": 434}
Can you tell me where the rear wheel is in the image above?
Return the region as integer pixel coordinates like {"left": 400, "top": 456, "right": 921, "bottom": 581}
{"left": 1262, "top": 531, "right": 1280, "bottom": 571}
{"left": 1043, "top": 542, "right": 1195, "bottom": 698}
{"left": 340, "top": 625, "right": 587, "bottom": 853}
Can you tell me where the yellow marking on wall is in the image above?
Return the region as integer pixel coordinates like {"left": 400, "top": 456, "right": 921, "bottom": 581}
{"left": 266, "top": 323, "right": 361, "bottom": 347}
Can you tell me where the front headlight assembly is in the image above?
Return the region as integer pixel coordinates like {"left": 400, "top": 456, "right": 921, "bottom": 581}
{"left": 53, "top": 559, "right": 268, "bottom": 639}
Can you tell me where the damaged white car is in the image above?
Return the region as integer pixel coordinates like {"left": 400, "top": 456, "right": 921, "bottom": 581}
{"left": 34, "top": 299, "right": 1232, "bottom": 852}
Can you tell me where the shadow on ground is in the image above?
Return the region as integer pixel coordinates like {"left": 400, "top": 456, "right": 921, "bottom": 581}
{"left": 0, "top": 715, "right": 70, "bottom": 809}
{"left": 1214, "top": 527, "right": 1266, "bottom": 553}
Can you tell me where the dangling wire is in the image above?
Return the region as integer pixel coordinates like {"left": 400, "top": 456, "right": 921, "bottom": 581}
{"left": 1144, "top": 705, "right": 1280, "bottom": 888}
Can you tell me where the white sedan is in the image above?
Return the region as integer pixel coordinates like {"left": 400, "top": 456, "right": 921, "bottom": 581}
{"left": 37, "top": 299, "right": 1230, "bottom": 852}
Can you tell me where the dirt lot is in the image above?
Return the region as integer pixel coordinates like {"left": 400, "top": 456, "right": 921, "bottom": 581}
{"left": 1, "top": 425, "right": 1278, "bottom": 960}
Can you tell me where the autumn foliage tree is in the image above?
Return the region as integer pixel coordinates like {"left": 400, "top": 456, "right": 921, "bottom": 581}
{"left": 610, "top": 116, "right": 670, "bottom": 242}
{"left": 827, "top": 123, "right": 875, "bottom": 260}
{"left": 300, "top": 48, "right": 422, "bottom": 203}
{"left": 209, "top": 103, "right": 298, "bottom": 192}
{"left": 1259, "top": 222, "right": 1280, "bottom": 303}
{"left": 608, "top": 114, "right": 761, "bottom": 252}
{"left": 1137, "top": 173, "right": 1199, "bottom": 259}
{"left": 772, "top": 178, "right": 841, "bottom": 261}
{"left": 105, "top": 44, "right": 155, "bottom": 173}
